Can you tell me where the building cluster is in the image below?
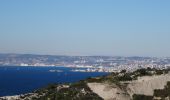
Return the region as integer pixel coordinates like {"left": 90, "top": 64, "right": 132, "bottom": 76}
{"left": 0, "top": 54, "right": 170, "bottom": 72}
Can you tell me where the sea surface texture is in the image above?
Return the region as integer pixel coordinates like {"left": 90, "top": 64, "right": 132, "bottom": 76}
{"left": 0, "top": 66, "right": 107, "bottom": 96}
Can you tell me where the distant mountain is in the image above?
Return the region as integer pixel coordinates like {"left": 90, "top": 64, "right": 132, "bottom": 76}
{"left": 0, "top": 53, "right": 86, "bottom": 66}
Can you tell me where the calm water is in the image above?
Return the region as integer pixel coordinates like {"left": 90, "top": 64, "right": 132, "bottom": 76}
{"left": 0, "top": 66, "right": 108, "bottom": 97}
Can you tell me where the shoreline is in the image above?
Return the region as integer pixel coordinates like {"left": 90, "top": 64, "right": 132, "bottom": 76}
{"left": 0, "top": 66, "right": 108, "bottom": 98}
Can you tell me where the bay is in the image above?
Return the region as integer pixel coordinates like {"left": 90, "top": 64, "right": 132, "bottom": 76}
{"left": 0, "top": 66, "right": 107, "bottom": 97}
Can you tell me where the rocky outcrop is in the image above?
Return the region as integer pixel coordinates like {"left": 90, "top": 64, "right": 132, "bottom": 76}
{"left": 88, "top": 83, "right": 130, "bottom": 100}
{"left": 127, "top": 73, "right": 170, "bottom": 97}
{"left": 88, "top": 72, "right": 170, "bottom": 100}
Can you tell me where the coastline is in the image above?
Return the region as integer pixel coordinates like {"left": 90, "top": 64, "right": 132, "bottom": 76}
{"left": 0, "top": 66, "right": 108, "bottom": 97}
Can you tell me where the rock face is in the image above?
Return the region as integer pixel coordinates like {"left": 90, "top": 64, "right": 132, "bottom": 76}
{"left": 0, "top": 95, "right": 20, "bottom": 100}
{"left": 88, "top": 83, "right": 130, "bottom": 100}
{"left": 127, "top": 73, "right": 170, "bottom": 97}
{"left": 88, "top": 73, "right": 170, "bottom": 100}
{"left": 0, "top": 93, "right": 43, "bottom": 100}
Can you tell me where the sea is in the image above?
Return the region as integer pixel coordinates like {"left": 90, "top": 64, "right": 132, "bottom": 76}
{"left": 0, "top": 66, "right": 108, "bottom": 97}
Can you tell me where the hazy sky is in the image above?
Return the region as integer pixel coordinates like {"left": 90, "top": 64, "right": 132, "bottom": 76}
{"left": 0, "top": 0, "right": 170, "bottom": 57}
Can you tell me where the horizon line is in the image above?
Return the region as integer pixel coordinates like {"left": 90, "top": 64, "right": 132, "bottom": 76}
{"left": 0, "top": 52, "right": 168, "bottom": 58}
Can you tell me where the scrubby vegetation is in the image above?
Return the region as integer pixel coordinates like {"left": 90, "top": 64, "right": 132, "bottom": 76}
{"left": 86, "top": 68, "right": 170, "bottom": 100}
{"left": 87, "top": 68, "right": 169, "bottom": 84}
{"left": 1, "top": 68, "right": 169, "bottom": 100}
{"left": 153, "top": 81, "right": 170, "bottom": 99}
{"left": 133, "top": 81, "right": 170, "bottom": 100}
{"left": 34, "top": 81, "right": 103, "bottom": 100}
{"left": 133, "top": 94, "right": 153, "bottom": 100}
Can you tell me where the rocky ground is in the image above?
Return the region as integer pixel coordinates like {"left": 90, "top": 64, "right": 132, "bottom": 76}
{"left": 1, "top": 68, "right": 170, "bottom": 100}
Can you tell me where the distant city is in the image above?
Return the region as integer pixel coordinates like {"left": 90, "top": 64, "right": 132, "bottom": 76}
{"left": 0, "top": 53, "right": 170, "bottom": 72}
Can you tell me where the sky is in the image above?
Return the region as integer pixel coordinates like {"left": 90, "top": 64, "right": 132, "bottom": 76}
{"left": 0, "top": 0, "right": 170, "bottom": 57}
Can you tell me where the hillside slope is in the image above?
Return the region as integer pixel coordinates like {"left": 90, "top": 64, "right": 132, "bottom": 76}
{"left": 1, "top": 68, "right": 170, "bottom": 100}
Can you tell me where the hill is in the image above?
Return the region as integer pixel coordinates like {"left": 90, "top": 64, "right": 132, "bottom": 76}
{"left": 1, "top": 68, "right": 170, "bottom": 100}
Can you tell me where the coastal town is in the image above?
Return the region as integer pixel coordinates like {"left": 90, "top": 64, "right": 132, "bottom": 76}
{"left": 0, "top": 54, "right": 170, "bottom": 72}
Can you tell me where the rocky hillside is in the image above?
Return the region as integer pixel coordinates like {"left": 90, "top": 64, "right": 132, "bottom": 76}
{"left": 1, "top": 68, "right": 170, "bottom": 100}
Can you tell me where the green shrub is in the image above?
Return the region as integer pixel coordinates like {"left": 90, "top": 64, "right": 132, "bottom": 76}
{"left": 117, "top": 74, "right": 132, "bottom": 81}
{"left": 133, "top": 94, "right": 153, "bottom": 100}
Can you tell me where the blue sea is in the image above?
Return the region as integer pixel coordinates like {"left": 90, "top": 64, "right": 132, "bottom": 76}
{"left": 0, "top": 66, "right": 108, "bottom": 97}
